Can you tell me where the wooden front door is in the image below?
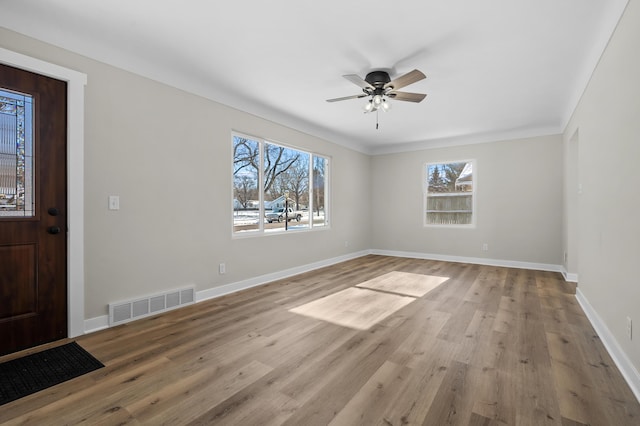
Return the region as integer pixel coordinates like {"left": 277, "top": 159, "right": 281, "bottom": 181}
{"left": 0, "top": 63, "right": 68, "bottom": 356}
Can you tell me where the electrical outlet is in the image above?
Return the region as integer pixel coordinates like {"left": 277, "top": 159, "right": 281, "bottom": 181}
{"left": 344, "top": 241, "right": 349, "bottom": 248}
{"left": 482, "top": 243, "right": 489, "bottom": 251}
{"left": 219, "top": 263, "right": 226, "bottom": 274}
{"left": 627, "top": 317, "right": 632, "bottom": 340}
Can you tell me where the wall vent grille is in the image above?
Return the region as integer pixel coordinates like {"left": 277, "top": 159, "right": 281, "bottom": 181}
{"left": 108, "top": 286, "right": 195, "bottom": 326}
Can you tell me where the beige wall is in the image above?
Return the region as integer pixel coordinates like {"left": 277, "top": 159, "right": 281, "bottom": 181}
{"left": 371, "top": 135, "right": 563, "bottom": 265}
{"left": 564, "top": 0, "right": 640, "bottom": 370}
{"left": 0, "top": 28, "right": 372, "bottom": 319}
{"left": 562, "top": 129, "right": 580, "bottom": 277}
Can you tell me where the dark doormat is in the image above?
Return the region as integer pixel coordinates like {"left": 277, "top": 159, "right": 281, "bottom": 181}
{"left": 0, "top": 341, "right": 104, "bottom": 406}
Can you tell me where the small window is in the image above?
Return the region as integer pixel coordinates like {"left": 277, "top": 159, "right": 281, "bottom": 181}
{"left": 233, "top": 133, "right": 329, "bottom": 235}
{"left": 424, "top": 161, "right": 474, "bottom": 226}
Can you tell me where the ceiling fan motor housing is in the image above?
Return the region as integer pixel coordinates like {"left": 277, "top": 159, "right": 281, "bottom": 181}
{"left": 365, "top": 71, "right": 391, "bottom": 88}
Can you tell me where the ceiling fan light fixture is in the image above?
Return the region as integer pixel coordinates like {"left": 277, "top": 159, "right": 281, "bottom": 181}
{"left": 372, "top": 94, "right": 383, "bottom": 107}
{"left": 381, "top": 99, "right": 391, "bottom": 112}
{"left": 363, "top": 100, "right": 374, "bottom": 112}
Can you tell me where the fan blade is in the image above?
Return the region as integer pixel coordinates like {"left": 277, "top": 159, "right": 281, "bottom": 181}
{"left": 343, "top": 74, "right": 374, "bottom": 90}
{"left": 387, "top": 91, "right": 427, "bottom": 103}
{"left": 384, "top": 69, "right": 426, "bottom": 90}
{"left": 326, "top": 94, "right": 368, "bottom": 102}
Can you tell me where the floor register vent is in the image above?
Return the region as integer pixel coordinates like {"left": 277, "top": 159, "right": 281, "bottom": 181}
{"left": 108, "top": 286, "right": 195, "bottom": 326}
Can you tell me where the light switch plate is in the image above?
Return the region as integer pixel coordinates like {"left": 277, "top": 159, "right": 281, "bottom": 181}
{"left": 108, "top": 195, "right": 120, "bottom": 210}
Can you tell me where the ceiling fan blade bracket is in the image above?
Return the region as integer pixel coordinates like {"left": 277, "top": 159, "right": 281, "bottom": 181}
{"left": 387, "top": 91, "right": 427, "bottom": 103}
{"left": 326, "top": 94, "right": 369, "bottom": 102}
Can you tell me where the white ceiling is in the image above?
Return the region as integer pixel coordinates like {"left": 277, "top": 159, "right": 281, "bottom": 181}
{"left": 0, "top": 0, "right": 628, "bottom": 154}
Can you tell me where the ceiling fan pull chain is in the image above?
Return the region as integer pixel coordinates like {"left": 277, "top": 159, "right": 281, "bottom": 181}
{"left": 376, "top": 109, "right": 379, "bottom": 130}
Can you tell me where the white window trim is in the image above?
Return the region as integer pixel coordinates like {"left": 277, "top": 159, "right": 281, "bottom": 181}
{"left": 423, "top": 159, "right": 476, "bottom": 228}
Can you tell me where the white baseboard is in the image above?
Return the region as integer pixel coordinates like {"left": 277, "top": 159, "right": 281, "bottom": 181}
{"left": 196, "top": 250, "right": 370, "bottom": 302}
{"left": 562, "top": 268, "right": 579, "bottom": 282}
{"left": 370, "top": 249, "right": 563, "bottom": 273}
{"left": 84, "top": 250, "right": 370, "bottom": 334}
{"left": 84, "top": 315, "right": 109, "bottom": 334}
{"left": 575, "top": 288, "right": 640, "bottom": 403}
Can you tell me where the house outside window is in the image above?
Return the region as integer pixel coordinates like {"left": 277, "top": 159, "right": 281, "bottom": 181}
{"left": 233, "top": 133, "right": 329, "bottom": 235}
{"left": 424, "top": 160, "right": 475, "bottom": 226}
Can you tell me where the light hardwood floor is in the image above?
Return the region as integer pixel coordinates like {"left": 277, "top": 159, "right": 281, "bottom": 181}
{"left": 1, "top": 255, "right": 639, "bottom": 425}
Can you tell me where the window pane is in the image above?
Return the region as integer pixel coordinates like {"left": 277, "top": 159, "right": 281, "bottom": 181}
{"left": 312, "top": 155, "right": 328, "bottom": 227}
{"left": 264, "top": 143, "right": 309, "bottom": 232}
{"left": 425, "top": 162, "right": 473, "bottom": 225}
{"left": 233, "top": 136, "right": 260, "bottom": 233}
{"left": 0, "top": 89, "right": 34, "bottom": 218}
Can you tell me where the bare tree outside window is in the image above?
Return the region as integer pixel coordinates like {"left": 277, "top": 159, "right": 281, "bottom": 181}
{"left": 234, "top": 174, "right": 257, "bottom": 209}
{"left": 274, "top": 159, "right": 309, "bottom": 210}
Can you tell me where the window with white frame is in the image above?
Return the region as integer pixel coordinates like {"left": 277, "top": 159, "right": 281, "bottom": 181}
{"left": 424, "top": 160, "right": 474, "bottom": 226}
{"left": 233, "top": 133, "right": 329, "bottom": 234}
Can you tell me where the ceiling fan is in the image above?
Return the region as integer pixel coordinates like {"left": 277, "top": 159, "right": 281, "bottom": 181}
{"left": 326, "top": 69, "right": 427, "bottom": 113}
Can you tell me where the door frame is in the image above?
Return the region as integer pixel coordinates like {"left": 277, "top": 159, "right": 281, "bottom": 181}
{"left": 0, "top": 47, "right": 86, "bottom": 338}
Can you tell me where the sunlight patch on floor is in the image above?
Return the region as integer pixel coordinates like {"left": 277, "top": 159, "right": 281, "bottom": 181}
{"left": 289, "top": 271, "right": 450, "bottom": 330}
{"left": 289, "top": 287, "right": 414, "bottom": 330}
{"left": 356, "top": 271, "right": 449, "bottom": 297}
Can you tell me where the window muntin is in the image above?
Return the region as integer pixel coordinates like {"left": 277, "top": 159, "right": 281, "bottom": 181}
{"left": 425, "top": 161, "right": 474, "bottom": 226}
{"left": 233, "top": 133, "right": 329, "bottom": 234}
